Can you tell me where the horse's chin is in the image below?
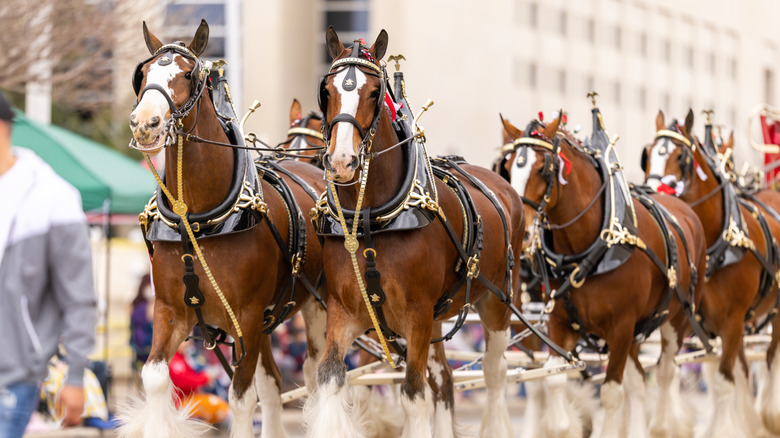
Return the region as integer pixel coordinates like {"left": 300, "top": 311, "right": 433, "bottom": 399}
{"left": 132, "top": 131, "right": 166, "bottom": 155}
{"left": 331, "top": 170, "right": 357, "bottom": 184}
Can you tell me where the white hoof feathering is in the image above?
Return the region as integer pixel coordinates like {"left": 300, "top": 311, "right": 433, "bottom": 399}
{"left": 479, "top": 329, "right": 512, "bottom": 438}
{"left": 304, "top": 380, "right": 366, "bottom": 438}
{"left": 542, "top": 356, "right": 583, "bottom": 438}
{"left": 116, "top": 361, "right": 211, "bottom": 438}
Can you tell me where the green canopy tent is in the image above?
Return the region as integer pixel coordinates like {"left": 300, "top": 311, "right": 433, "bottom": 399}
{"left": 11, "top": 111, "right": 156, "bottom": 214}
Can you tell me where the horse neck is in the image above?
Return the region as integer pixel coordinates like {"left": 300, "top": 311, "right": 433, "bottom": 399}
{"left": 683, "top": 147, "right": 724, "bottom": 246}
{"left": 164, "top": 94, "right": 234, "bottom": 214}
{"left": 337, "top": 114, "right": 403, "bottom": 210}
{"left": 546, "top": 143, "right": 604, "bottom": 254}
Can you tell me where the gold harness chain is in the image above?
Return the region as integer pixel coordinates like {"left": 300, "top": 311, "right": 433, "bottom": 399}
{"left": 327, "top": 158, "right": 398, "bottom": 368}
{"left": 143, "top": 129, "right": 244, "bottom": 355}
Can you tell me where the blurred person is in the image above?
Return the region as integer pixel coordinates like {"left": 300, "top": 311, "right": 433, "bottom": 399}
{"left": 169, "top": 342, "right": 229, "bottom": 425}
{"left": 129, "top": 273, "right": 154, "bottom": 372}
{"left": 0, "top": 91, "right": 97, "bottom": 437}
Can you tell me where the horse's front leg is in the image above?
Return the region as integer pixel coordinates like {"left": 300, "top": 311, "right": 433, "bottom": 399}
{"left": 117, "top": 302, "right": 209, "bottom": 438}
{"left": 761, "top": 303, "right": 780, "bottom": 433}
{"left": 427, "top": 322, "right": 456, "bottom": 438}
{"left": 474, "top": 296, "right": 512, "bottom": 438}
{"left": 400, "top": 310, "right": 434, "bottom": 438}
{"left": 542, "top": 315, "right": 583, "bottom": 438}
{"left": 649, "top": 321, "right": 693, "bottom": 438}
{"left": 301, "top": 298, "right": 327, "bottom": 392}
{"left": 304, "top": 301, "right": 364, "bottom": 438}
{"left": 229, "top": 331, "right": 289, "bottom": 438}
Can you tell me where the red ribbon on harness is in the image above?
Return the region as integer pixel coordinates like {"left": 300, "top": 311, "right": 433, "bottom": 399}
{"left": 559, "top": 152, "right": 571, "bottom": 175}
{"left": 656, "top": 183, "right": 676, "bottom": 195}
{"left": 384, "top": 92, "right": 401, "bottom": 121}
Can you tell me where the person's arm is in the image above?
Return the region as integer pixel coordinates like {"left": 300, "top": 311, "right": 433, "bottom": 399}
{"left": 48, "top": 191, "right": 97, "bottom": 425}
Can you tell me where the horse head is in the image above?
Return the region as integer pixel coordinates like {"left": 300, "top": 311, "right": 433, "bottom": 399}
{"left": 284, "top": 99, "right": 325, "bottom": 164}
{"left": 501, "top": 115, "right": 564, "bottom": 225}
{"left": 319, "top": 26, "right": 389, "bottom": 182}
{"left": 642, "top": 109, "right": 699, "bottom": 196}
{"left": 129, "top": 20, "right": 209, "bottom": 154}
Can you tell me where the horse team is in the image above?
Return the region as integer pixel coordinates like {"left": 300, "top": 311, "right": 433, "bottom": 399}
{"left": 118, "top": 19, "right": 780, "bottom": 438}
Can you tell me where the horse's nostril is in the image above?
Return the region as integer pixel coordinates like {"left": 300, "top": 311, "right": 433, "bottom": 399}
{"left": 129, "top": 119, "right": 139, "bottom": 128}
{"left": 149, "top": 116, "right": 160, "bottom": 128}
{"left": 347, "top": 155, "right": 359, "bottom": 170}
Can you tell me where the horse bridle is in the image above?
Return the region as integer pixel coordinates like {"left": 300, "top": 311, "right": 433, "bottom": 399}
{"left": 318, "top": 42, "right": 387, "bottom": 173}
{"left": 130, "top": 43, "right": 209, "bottom": 151}
{"left": 278, "top": 112, "right": 326, "bottom": 156}
{"left": 510, "top": 127, "right": 561, "bottom": 214}
{"left": 642, "top": 124, "right": 695, "bottom": 187}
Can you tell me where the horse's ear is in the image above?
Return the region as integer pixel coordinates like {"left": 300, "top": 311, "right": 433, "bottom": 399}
{"left": 683, "top": 109, "right": 694, "bottom": 136}
{"left": 290, "top": 99, "right": 302, "bottom": 125}
{"left": 542, "top": 115, "right": 561, "bottom": 140}
{"left": 143, "top": 21, "right": 163, "bottom": 54}
{"left": 326, "top": 26, "right": 345, "bottom": 60}
{"left": 499, "top": 114, "right": 523, "bottom": 140}
{"left": 187, "top": 19, "right": 209, "bottom": 57}
{"left": 655, "top": 110, "right": 665, "bottom": 131}
{"left": 370, "top": 29, "right": 389, "bottom": 61}
{"left": 725, "top": 131, "right": 734, "bottom": 150}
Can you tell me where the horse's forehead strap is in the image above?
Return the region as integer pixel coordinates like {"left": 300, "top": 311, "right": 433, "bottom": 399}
{"left": 330, "top": 57, "right": 382, "bottom": 75}
{"left": 512, "top": 137, "right": 556, "bottom": 153}
{"left": 154, "top": 43, "right": 198, "bottom": 61}
{"left": 655, "top": 129, "right": 691, "bottom": 147}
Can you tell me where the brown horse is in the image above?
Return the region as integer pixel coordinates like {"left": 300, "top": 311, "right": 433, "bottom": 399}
{"left": 281, "top": 98, "right": 325, "bottom": 166}
{"left": 643, "top": 110, "right": 780, "bottom": 437}
{"left": 304, "top": 27, "right": 526, "bottom": 438}
{"left": 709, "top": 124, "right": 780, "bottom": 435}
{"left": 502, "top": 114, "right": 707, "bottom": 438}
{"left": 119, "top": 21, "right": 328, "bottom": 438}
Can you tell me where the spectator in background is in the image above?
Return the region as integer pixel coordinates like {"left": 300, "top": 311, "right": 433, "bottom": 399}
{"left": 0, "top": 91, "right": 97, "bottom": 437}
{"left": 129, "top": 273, "right": 154, "bottom": 372}
{"left": 169, "top": 342, "right": 229, "bottom": 425}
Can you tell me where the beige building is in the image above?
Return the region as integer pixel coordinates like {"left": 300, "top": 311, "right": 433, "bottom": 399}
{"left": 153, "top": 0, "right": 780, "bottom": 182}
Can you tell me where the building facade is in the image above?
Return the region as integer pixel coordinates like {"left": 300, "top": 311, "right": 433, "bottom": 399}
{"left": 152, "top": 0, "right": 780, "bottom": 181}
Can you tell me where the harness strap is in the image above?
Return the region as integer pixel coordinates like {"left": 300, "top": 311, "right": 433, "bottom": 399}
{"left": 180, "top": 225, "right": 236, "bottom": 378}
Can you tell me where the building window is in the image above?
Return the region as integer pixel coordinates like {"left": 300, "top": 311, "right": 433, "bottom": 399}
{"left": 529, "top": 2, "right": 538, "bottom": 28}
{"left": 322, "top": 0, "right": 369, "bottom": 64}
{"left": 614, "top": 82, "right": 621, "bottom": 105}
{"left": 709, "top": 52, "right": 716, "bottom": 75}
{"left": 586, "top": 75, "right": 594, "bottom": 94}
{"left": 686, "top": 46, "right": 694, "bottom": 69}
{"left": 639, "top": 87, "right": 646, "bottom": 109}
{"left": 639, "top": 33, "right": 648, "bottom": 57}
{"left": 529, "top": 63, "right": 538, "bottom": 88}
{"left": 765, "top": 68, "right": 774, "bottom": 104}
{"left": 614, "top": 26, "right": 622, "bottom": 50}
{"left": 587, "top": 18, "right": 595, "bottom": 43}
{"left": 559, "top": 11, "right": 567, "bottom": 36}
{"left": 662, "top": 92, "right": 670, "bottom": 110}
{"left": 163, "top": 1, "right": 228, "bottom": 60}
{"left": 663, "top": 40, "right": 671, "bottom": 63}
{"left": 558, "top": 70, "right": 566, "bottom": 94}
{"left": 729, "top": 58, "right": 737, "bottom": 79}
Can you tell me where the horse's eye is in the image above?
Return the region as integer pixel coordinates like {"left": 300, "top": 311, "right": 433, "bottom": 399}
{"left": 184, "top": 72, "right": 192, "bottom": 79}
{"left": 370, "top": 90, "right": 381, "bottom": 99}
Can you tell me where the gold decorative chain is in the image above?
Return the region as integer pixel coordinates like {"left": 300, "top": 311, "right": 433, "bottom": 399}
{"left": 142, "top": 129, "right": 244, "bottom": 353}
{"left": 327, "top": 159, "right": 398, "bottom": 368}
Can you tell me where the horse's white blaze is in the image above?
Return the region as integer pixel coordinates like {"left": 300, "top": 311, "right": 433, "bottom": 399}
{"left": 132, "top": 55, "right": 183, "bottom": 125}
{"left": 647, "top": 138, "right": 675, "bottom": 190}
{"left": 332, "top": 68, "right": 367, "bottom": 161}
{"left": 480, "top": 329, "right": 512, "bottom": 438}
{"left": 510, "top": 151, "right": 538, "bottom": 198}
